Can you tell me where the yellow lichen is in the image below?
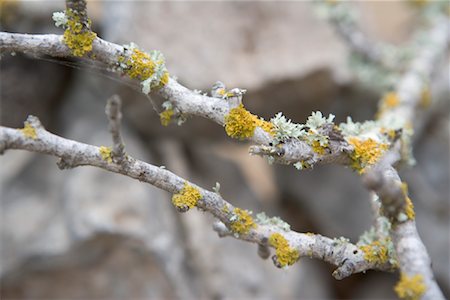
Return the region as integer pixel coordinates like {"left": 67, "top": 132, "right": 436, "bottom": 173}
{"left": 269, "top": 233, "right": 300, "bottom": 267}
{"left": 20, "top": 122, "right": 37, "bottom": 139}
{"left": 359, "top": 240, "right": 389, "bottom": 265}
{"left": 348, "top": 137, "right": 389, "bottom": 173}
{"left": 224, "top": 104, "right": 274, "bottom": 139}
{"left": 377, "top": 92, "right": 400, "bottom": 119}
{"left": 124, "top": 48, "right": 156, "bottom": 80}
{"left": 380, "top": 127, "right": 397, "bottom": 140}
{"left": 401, "top": 183, "right": 415, "bottom": 220}
{"left": 63, "top": 9, "right": 96, "bottom": 57}
{"left": 419, "top": 86, "right": 431, "bottom": 108}
{"left": 159, "top": 71, "right": 170, "bottom": 87}
{"left": 171, "top": 182, "right": 202, "bottom": 211}
{"left": 230, "top": 208, "right": 257, "bottom": 234}
{"left": 159, "top": 109, "right": 174, "bottom": 126}
{"left": 311, "top": 140, "right": 326, "bottom": 155}
{"left": 394, "top": 273, "right": 426, "bottom": 300}
{"left": 99, "top": 146, "right": 112, "bottom": 163}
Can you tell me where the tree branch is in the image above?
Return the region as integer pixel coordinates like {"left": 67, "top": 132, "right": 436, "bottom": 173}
{"left": 0, "top": 114, "right": 395, "bottom": 279}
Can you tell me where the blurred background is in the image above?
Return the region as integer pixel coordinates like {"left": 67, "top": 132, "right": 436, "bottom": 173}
{"left": 1, "top": 1, "right": 449, "bottom": 299}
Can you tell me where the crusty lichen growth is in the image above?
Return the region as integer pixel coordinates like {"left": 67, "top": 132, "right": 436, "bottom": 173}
{"left": 63, "top": 9, "right": 97, "bottom": 57}
{"left": 224, "top": 104, "right": 273, "bottom": 139}
{"left": 376, "top": 92, "right": 400, "bottom": 119}
{"left": 269, "top": 233, "right": 300, "bottom": 267}
{"left": 230, "top": 208, "right": 257, "bottom": 235}
{"left": 160, "top": 109, "right": 174, "bottom": 126}
{"left": 347, "top": 137, "right": 389, "bottom": 173}
{"left": 419, "top": 86, "right": 431, "bottom": 108}
{"left": 310, "top": 140, "right": 327, "bottom": 155}
{"left": 359, "top": 240, "right": 389, "bottom": 265}
{"left": 171, "top": 182, "right": 202, "bottom": 212}
{"left": 401, "top": 183, "right": 416, "bottom": 220}
{"left": 394, "top": 273, "right": 426, "bottom": 300}
{"left": 123, "top": 48, "right": 156, "bottom": 80}
{"left": 20, "top": 122, "right": 37, "bottom": 139}
{"left": 99, "top": 146, "right": 112, "bottom": 163}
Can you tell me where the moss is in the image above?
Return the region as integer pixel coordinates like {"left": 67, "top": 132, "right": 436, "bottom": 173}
{"left": 269, "top": 233, "right": 300, "bottom": 267}
{"left": 159, "top": 109, "right": 174, "bottom": 126}
{"left": 359, "top": 240, "right": 389, "bottom": 265}
{"left": 172, "top": 182, "right": 202, "bottom": 212}
{"left": 99, "top": 146, "right": 112, "bottom": 163}
{"left": 63, "top": 9, "right": 96, "bottom": 57}
{"left": 347, "top": 137, "right": 389, "bottom": 173}
{"left": 20, "top": 122, "right": 37, "bottom": 139}
{"left": 224, "top": 104, "right": 274, "bottom": 139}
{"left": 230, "top": 208, "right": 257, "bottom": 235}
{"left": 394, "top": 273, "right": 426, "bottom": 300}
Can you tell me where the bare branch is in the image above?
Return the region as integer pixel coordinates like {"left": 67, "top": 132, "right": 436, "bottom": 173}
{"left": 105, "top": 95, "right": 126, "bottom": 163}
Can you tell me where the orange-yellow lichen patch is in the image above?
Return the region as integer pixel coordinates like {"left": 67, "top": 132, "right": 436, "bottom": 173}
{"left": 172, "top": 182, "right": 202, "bottom": 211}
{"left": 269, "top": 233, "right": 299, "bottom": 267}
{"left": 394, "top": 273, "right": 426, "bottom": 300}
{"left": 347, "top": 137, "right": 389, "bottom": 173}
{"left": 20, "top": 122, "right": 37, "bottom": 139}
{"left": 401, "top": 183, "right": 415, "bottom": 220}
{"left": 63, "top": 9, "right": 96, "bottom": 57}
{"left": 230, "top": 208, "right": 257, "bottom": 234}
{"left": 99, "top": 146, "right": 112, "bottom": 163}
{"left": 159, "top": 109, "right": 174, "bottom": 126}
{"left": 311, "top": 140, "right": 327, "bottom": 155}
{"left": 224, "top": 104, "right": 274, "bottom": 140}
{"left": 359, "top": 240, "right": 389, "bottom": 265}
{"left": 419, "top": 86, "right": 431, "bottom": 108}
{"left": 124, "top": 48, "right": 156, "bottom": 80}
{"left": 377, "top": 92, "right": 400, "bottom": 119}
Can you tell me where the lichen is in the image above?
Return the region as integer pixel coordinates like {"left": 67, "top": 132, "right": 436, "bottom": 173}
{"left": 171, "top": 182, "right": 202, "bottom": 212}
{"left": 224, "top": 105, "right": 273, "bottom": 139}
{"left": 99, "top": 146, "right": 112, "bottom": 163}
{"left": 419, "top": 86, "right": 431, "bottom": 108}
{"left": 62, "top": 9, "right": 96, "bottom": 57}
{"left": 255, "top": 212, "right": 291, "bottom": 232}
{"left": 270, "top": 112, "right": 305, "bottom": 143}
{"left": 230, "top": 208, "right": 257, "bottom": 235}
{"left": 20, "top": 122, "right": 37, "bottom": 139}
{"left": 310, "top": 140, "right": 327, "bottom": 155}
{"left": 124, "top": 48, "right": 156, "bottom": 80}
{"left": 268, "top": 233, "right": 300, "bottom": 267}
{"left": 394, "top": 273, "right": 426, "bottom": 300}
{"left": 347, "top": 137, "right": 389, "bottom": 173}
{"left": 377, "top": 92, "right": 400, "bottom": 118}
{"left": 359, "top": 240, "right": 389, "bottom": 265}
{"left": 160, "top": 109, "right": 174, "bottom": 126}
{"left": 401, "top": 183, "right": 415, "bottom": 220}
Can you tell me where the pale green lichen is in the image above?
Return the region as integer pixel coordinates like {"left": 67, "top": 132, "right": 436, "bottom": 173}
{"left": 99, "top": 146, "right": 112, "bottom": 163}
{"left": 394, "top": 273, "right": 426, "bottom": 300}
{"left": 52, "top": 11, "right": 68, "bottom": 28}
{"left": 62, "top": 9, "right": 97, "bottom": 57}
{"left": 270, "top": 112, "right": 305, "bottom": 143}
{"left": 269, "top": 233, "right": 300, "bottom": 267}
{"left": 230, "top": 208, "right": 257, "bottom": 235}
{"left": 224, "top": 105, "right": 274, "bottom": 139}
{"left": 172, "top": 182, "right": 202, "bottom": 212}
{"left": 255, "top": 212, "right": 291, "bottom": 232}
{"left": 20, "top": 122, "right": 37, "bottom": 139}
